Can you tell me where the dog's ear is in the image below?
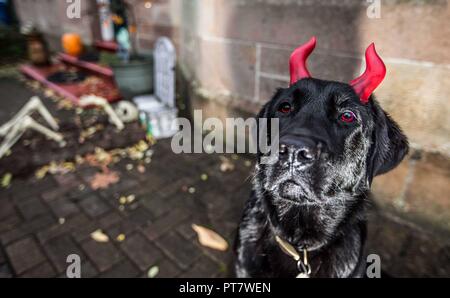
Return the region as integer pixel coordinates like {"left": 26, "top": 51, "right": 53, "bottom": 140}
{"left": 367, "top": 101, "right": 409, "bottom": 184}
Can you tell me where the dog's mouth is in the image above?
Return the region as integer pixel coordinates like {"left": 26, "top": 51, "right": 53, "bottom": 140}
{"left": 277, "top": 180, "right": 315, "bottom": 204}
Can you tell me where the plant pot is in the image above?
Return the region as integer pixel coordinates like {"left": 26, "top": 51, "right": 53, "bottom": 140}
{"left": 111, "top": 55, "right": 153, "bottom": 98}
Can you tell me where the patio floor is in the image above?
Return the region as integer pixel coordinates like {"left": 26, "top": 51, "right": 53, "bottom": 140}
{"left": 0, "top": 76, "right": 448, "bottom": 278}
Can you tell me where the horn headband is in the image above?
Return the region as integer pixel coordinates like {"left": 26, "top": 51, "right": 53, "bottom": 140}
{"left": 289, "top": 37, "right": 386, "bottom": 103}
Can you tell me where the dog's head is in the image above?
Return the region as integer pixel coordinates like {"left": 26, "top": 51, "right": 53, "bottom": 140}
{"left": 254, "top": 37, "right": 408, "bottom": 249}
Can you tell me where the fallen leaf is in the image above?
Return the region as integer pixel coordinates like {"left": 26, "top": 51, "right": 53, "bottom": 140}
{"left": 91, "top": 229, "right": 109, "bottom": 243}
{"left": 116, "top": 234, "right": 126, "bottom": 242}
{"left": 219, "top": 156, "right": 235, "bottom": 172}
{"left": 119, "top": 196, "right": 127, "bottom": 205}
{"left": 58, "top": 218, "right": 66, "bottom": 225}
{"left": 44, "top": 88, "right": 55, "bottom": 98}
{"left": 79, "top": 125, "right": 104, "bottom": 143}
{"left": 90, "top": 170, "right": 120, "bottom": 190}
{"left": 48, "top": 161, "right": 75, "bottom": 175}
{"left": 85, "top": 148, "right": 113, "bottom": 168}
{"left": 35, "top": 165, "right": 50, "bottom": 179}
{"left": 119, "top": 195, "right": 136, "bottom": 205}
{"left": 147, "top": 266, "right": 159, "bottom": 278}
{"left": 192, "top": 224, "right": 229, "bottom": 251}
{"left": 126, "top": 195, "right": 136, "bottom": 204}
{"left": 1, "top": 173, "right": 12, "bottom": 188}
{"left": 137, "top": 164, "right": 146, "bottom": 173}
{"left": 200, "top": 174, "right": 208, "bottom": 181}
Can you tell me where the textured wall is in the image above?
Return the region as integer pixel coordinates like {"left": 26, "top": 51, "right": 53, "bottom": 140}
{"left": 13, "top": 0, "right": 99, "bottom": 46}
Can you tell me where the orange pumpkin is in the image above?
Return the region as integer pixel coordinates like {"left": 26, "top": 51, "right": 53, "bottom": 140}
{"left": 62, "top": 33, "right": 83, "bottom": 57}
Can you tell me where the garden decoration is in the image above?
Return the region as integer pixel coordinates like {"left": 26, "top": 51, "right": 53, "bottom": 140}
{"left": 116, "top": 27, "right": 131, "bottom": 62}
{"left": 22, "top": 24, "right": 50, "bottom": 66}
{"left": 134, "top": 37, "right": 178, "bottom": 139}
{"left": 96, "top": 0, "right": 115, "bottom": 42}
{"left": 62, "top": 33, "right": 83, "bottom": 57}
{"left": 79, "top": 95, "right": 125, "bottom": 131}
{"left": 0, "top": 96, "right": 65, "bottom": 159}
{"left": 109, "top": 0, "right": 153, "bottom": 97}
{"left": 114, "top": 101, "right": 139, "bottom": 123}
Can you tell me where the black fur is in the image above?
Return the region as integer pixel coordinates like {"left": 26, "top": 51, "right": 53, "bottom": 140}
{"left": 235, "top": 78, "right": 408, "bottom": 278}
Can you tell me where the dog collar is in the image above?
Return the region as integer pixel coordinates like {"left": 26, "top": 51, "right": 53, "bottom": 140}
{"left": 275, "top": 235, "right": 312, "bottom": 278}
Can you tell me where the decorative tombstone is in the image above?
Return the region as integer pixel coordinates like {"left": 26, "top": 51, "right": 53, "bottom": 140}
{"left": 154, "top": 37, "right": 176, "bottom": 108}
{"left": 134, "top": 37, "right": 178, "bottom": 139}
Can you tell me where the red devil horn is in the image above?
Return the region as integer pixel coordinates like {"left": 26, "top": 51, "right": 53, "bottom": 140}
{"left": 289, "top": 36, "right": 317, "bottom": 85}
{"left": 350, "top": 43, "right": 386, "bottom": 103}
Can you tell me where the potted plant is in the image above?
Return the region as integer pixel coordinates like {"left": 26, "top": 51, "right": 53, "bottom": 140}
{"left": 109, "top": 0, "right": 153, "bottom": 98}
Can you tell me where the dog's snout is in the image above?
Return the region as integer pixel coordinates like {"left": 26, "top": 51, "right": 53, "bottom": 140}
{"left": 279, "top": 135, "right": 322, "bottom": 163}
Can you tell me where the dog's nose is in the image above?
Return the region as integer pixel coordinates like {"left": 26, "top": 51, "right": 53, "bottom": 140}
{"left": 279, "top": 136, "right": 322, "bottom": 163}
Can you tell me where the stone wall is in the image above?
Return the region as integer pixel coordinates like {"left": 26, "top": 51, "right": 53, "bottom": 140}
{"left": 13, "top": 0, "right": 99, "bottom": 48}
{"left": 12, "top": 0, "right": 450, "bottom": 234}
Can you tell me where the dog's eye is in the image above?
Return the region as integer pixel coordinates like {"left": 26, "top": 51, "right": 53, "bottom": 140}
{"left": 339, "top": 111, "right": 356, "bottom": 123}
{"left": 278, "top": 102, "right": 292, "bottom": 114}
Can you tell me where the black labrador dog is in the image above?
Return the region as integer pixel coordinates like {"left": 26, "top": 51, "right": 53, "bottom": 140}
{"left": 235, "top": 37, "right": 408, "bottom": 278}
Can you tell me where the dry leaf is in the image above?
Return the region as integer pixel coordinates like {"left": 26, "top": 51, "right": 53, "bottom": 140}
{"left": 147, "top": 266, "right": 159, "bottom": 278}
{"left": 137, "top": 164, "right": 146, "bottom": 173}
{"left": 219, "top": 156, "right": 235, "bottom": 172}
{"left": 91, "top": 229, "right": 109, "bottom": 242}
{"left": 126, "top": 195, "right": 136, "bottom": 204}
{"left": 119, "top": 195, "right": 135, "bottom": 205}
{"left": 90, "top": 170, "right": 120, "bottom": 190}
{"left": 116, "top": 234, "right": 126, "bottom": 242}
{"left": 1, "top": 173, "right": 12, "bottom": 188}
{"left": 85, "top": 147, "right": 113, "bottom": 168}
{"left": 192, "top": 224, "right": 229, "bottom": 251}
{"left": 119, "top": 196, "right": 127, "bottom": 205}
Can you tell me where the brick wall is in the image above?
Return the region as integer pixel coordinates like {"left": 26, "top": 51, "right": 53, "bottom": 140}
{"left": 12, "top": 0, "right": 450, "bottom": 234}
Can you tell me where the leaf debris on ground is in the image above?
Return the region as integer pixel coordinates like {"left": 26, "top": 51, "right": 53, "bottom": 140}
{"left": 90, "top": 170, "right": 120, "bottom": 190}
{"left": 219, "top": 156, "right": 235, "bottom": 172}
{"left": 147, "top": 266, "right": 159, "bottom": 278}
{"left": 119, "top": 194, "right": 136, "bottom": 205}
{"left": 35, "top": 161, "right": 76, "bottom": 179}
{"left": 192, "top": 224, "right": 229, "bottom": 252}
{"left": 1, "top": 173, "right": 12, "bottom": 188}
{"left": 90, "top": 229, "right": 109, "bottom": 243}
{"left": 116, "top": 234, "right": 126, "bottom": 242}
